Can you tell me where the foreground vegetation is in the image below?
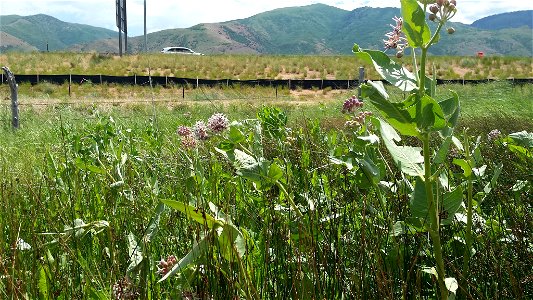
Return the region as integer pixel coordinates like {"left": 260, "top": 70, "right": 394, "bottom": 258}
{"left": 0, "top": 80, "right": 531, "bottom": 299}
{"left": 0, "top": 0, "right": 531, "bottom": 297}
{"left": 1, "top": 52, "right": 532, "bottom": 80}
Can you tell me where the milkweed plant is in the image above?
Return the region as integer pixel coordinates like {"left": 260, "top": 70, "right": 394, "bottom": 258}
{"left": 343, "top": 0, "right": 488, "bottom": 298}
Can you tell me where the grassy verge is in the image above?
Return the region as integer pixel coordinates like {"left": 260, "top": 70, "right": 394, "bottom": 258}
{"left": 1, "top": 52, "right": 532, "bottom": 80}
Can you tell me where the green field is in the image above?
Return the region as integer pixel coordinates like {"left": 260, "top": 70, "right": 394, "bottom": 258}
{"left": 0, "top": 78, "right": 531, "bottom": 298}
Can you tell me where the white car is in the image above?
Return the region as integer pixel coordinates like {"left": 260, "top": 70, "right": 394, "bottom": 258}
{"left": 160, "top": 47, "right": 203, "bottom": 55}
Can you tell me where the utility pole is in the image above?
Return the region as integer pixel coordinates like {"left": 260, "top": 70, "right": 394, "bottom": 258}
{"left": 144, "top": 0, "right": 147, "bottom": 52}
{"left": 124, "top": 0, "right": 128, "bottom": 54}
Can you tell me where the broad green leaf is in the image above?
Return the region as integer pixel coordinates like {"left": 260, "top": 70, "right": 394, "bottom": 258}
{"left": 218, "top": 223, "right": 245, "bottom": 262}
{"left": 404, "top": 93, "right": 447, "bottom": 132}
{"left": 507, "top": 131, "right": 533, "bottom": 148}
{"left": 217, "top": 141, "right": 236, "bottom": 152}
{"left": 483, "top": 163, "right": 503, "bottom": 195}
{"left": 391, "top": 220, "right": 426, "bottom": 236}
{"left": 439, "top": 92, "right": 460, "bottom": 126}
{"left": 216, "top": 147, "right": 281, "bottom": 189}
{"left": 411, "top": 179, "right": 463, "bottom": 225}
{"left": 433, "top": 135, "right": 452, "bottom": 164}
{"left": 453, "top": 159, "right": 473, "bottom": 178}
{"left": 375, "top": 118, "right": 424, "bottom": 177}
{"left": 353, "top": 45, "right": 418, "bottom": 91}
{"left": 411, "top": 177, "right": 429, "bottom": 219}
{"left": 438, "top": 91, "right": 460, "bottom": 137}
{"left": 401, "top": 0, "right": 431, "bottom": 47}
{"left": 228, "top": 125, "right": 246, "bottom": 144}
{"left": 161, "top": 199, "right": 221, "bottom": 229}
{"left": 441, "top": 186, "right": 464, "bottom": 225}
{"left": 127, "top": 232, "right": 143, "bottom": 274}
{"left": 422, "top": 266, "right": 438, "bottom": 277}
{"left": 38, "top": 265, "right": 49, "bottom": 300}
{"left": 159, "top": 233, "right": 210, "bottom": 282}
{"left": 355, "top": 154, "right": 384, "bottom": 188}
{"left": 143, "top": 202, "right": 166, "bottom": 243}
{"left": 268, "top": 162, "right": 284, "bottom": 182}
{"left": 445, "top": 277, "right": 459, "bottom": 295}
{"left": 74, "top": 157, "right": 106, "bottom": 174}
{"left": 363, "top": 82, "right": 419, "bottom": 137}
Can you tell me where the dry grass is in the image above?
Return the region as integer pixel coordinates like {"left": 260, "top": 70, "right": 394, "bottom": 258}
{"left": 1, "top": 52, "right": 532, "bottom": 80}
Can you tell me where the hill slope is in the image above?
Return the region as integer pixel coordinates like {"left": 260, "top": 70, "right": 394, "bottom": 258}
{"left": 0, "top": 14, "right": 117, "bottom": 52}
{"left": 2, "top": 6, "right": 532, "bottom": 56}
{"left": 471, "top": 10, "right": 533, "bottom": 30}
{"left": 125, "top": 5, "right": 533, "bottom": 56}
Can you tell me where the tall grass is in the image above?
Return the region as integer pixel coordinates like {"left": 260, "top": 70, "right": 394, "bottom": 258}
{"left": 1, "top": 52, "right": 532, "bottom": 80}
{"left": 0, "top": 82, "right": 531, "bottom": 299}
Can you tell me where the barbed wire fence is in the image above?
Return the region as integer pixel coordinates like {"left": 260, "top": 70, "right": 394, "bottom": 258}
{"left": 1, "top": 69, "right": 531, "bottom": 128}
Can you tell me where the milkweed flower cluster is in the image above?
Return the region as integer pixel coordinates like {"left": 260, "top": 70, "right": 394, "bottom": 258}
{"left": 341, "top": 95, "right": 372, "bottom": 128}
{"left": 342, "top": 95, "right": 364, "bottom": 113}
{"left": 176, "top": 113, "right": 230, "bottom": 149}
{"left": 384, "top": 16, "right": 408, "bottom": 58}
{"left": 207, "top": 113, "right": 230, "bottom": 133}
{"left": 428, "top": 0, "right": 458, "bottom": 33}
{"left": 112, "top": 277, "right": 139, "bottom": 300}
{"left": 157, "top": 255, "right": 178, "bottom": 276}
{"left": 177, "top": 125, "right": 192, "bottom": 137}
{"left": 487, "top": 129, "right": 501, "bottom": 142}
{"left": 193, "top": 121, "right": 209, "bottom": 141}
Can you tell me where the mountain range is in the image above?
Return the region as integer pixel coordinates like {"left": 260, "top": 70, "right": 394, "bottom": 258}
{"left": 1, "top": 5, "right": 532, "bottom": 56}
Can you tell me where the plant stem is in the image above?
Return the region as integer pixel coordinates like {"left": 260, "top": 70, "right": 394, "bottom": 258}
{"left": 462, "top": 132, "right": 474, "bottom": 293}
{"left": 423, "top": 134, "right": 448, "bottom": 299}
{"left": 419, "top": 21, "right": 445, "bottom": 96}
{"left": 277, "top": 181, "right": 303, "bottom": 219}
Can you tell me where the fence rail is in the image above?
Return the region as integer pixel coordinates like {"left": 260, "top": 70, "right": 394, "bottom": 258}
{"left": 2, "top": 74, "right": 532, "bottom": 90}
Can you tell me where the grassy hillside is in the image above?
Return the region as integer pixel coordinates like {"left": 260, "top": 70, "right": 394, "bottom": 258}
{"left": 2, "top": 6, "right": 532, "bottom": 56}
{"left": 125, "top": 5, "right": 532, "bottom": 56}
{"left": 0, "top": 32, "right": 37, "bottom": 52}
{"left": 0, "top": 14, "right": 117, "bottom": 52}
{"left": 471, "top": 10, "right": 533, "bottom": 30}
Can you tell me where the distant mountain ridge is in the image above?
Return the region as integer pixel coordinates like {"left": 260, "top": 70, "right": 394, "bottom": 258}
{"left": 1, "top": 6, "right": 532, "bottom": 56}
{"left": 471, "top": 10, "right": 533, "bottom": 30}
{"left": 0, "top": 14, "right": 116, "bottom": 52}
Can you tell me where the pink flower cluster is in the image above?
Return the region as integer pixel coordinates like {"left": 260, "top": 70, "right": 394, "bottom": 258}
{"left": 157, "top": 255, "right": 178, "bottom": 275}
{"left": 384, "top": 16, "right": 407, "bottom": 55}
{"left": 487, "top": 129, "right": 501, "bottom": 142}
{"left": 342, "top": 95, "right": 364, "bottom": 114}
{"left": 341, "top": 95, "right": 373, "bottom": 128}
{"left": 112, "top": 277, "right": 139, "bottom": 300}
{"left": 176, "top": 113, "right": 230, "bottom": 149}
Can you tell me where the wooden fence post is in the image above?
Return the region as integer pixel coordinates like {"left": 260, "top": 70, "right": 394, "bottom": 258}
{"left": 2, "top": 67, "right": 19, "bottom": 129}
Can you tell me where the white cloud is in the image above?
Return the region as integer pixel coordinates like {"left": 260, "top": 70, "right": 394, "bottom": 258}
{"left": 1, "top": 0, "right": 532, "bottom": 36}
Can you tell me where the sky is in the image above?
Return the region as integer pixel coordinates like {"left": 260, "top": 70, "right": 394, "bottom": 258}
{"left": 1, "top": 0, "right": 532, "bottom": 36}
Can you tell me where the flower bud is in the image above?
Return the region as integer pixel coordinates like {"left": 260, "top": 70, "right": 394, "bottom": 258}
{"left": 444, "top": 0, "right": 450, "bottom": 6}
{"left": 396, "top": 51, "right": 404, "bottom": 59}
{"left": 448, "top": 3, "right": 456, "bottom": 11}
{"left": 429, "top": 5, "right": 439, "bottom": 14}
{"left": 429, "top": 14, "right": 437, "bottom": 21}
{"left": 450, "top": 0, "right": 456, "bottom": 5}
{"left": 437, "top": 0, "right": 444, "bottom": 6}
{"left": 447, "top": 27, "right": 455, "bottom": 34}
